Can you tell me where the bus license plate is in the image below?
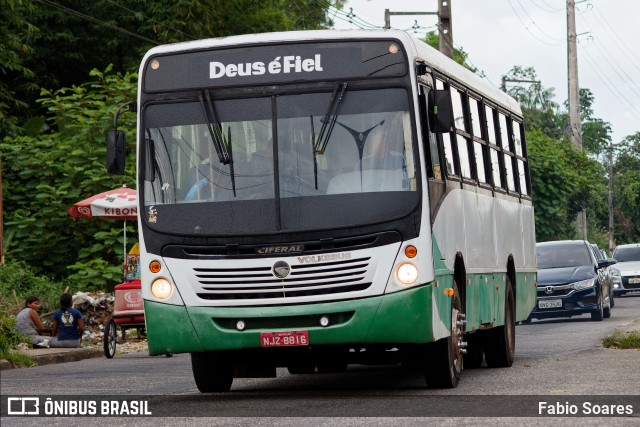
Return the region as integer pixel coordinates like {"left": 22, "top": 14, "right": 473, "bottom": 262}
{"left": 260, "top": 331, "right": 309, "bottom": 347}
{"left": 539, "top": 299, "right": 562, "bottom": 309}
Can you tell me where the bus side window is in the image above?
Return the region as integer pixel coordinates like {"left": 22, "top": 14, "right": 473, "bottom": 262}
{"left": 451, "top": 87, "right": 466, "bottom": 131}
{"left": 429, "top": 133, "right": 442, "bottom": 180}
{"left": 490, "top": 148, "right": 502, "bottom": 188}
{"left": 419, "top": 84, "right": 443, "bottom": 180}
{"left": 457, "top": 134, "right": 472, "bottom": 179}
{"left": 442, "top": 132, "right": 457, "bottom": 176}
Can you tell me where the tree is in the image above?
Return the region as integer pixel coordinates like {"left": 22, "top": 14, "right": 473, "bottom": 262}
{"left": 612, "top": 132, "right": 640, "bottom": 243}
{"left": 1, "top": 0, "right": 343, "bottom": 136}
{"left": 1, "top": 67, "right": 138, "bottom": 285}
{"left": 0, "top": 0, "right": 39, "bottom": 138}
{"left": 502, "top": 66, "right": 564, "bottom": 139}
{"left": 422, "top": 31, "right": 476, "bottom": 71}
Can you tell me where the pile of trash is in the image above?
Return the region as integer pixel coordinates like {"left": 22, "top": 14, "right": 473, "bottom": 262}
{"left": 69, "top": 291, "right": 115, "bottom": 345}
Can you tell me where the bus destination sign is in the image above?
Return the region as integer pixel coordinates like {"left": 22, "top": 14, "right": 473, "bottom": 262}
{"left": 143, "top": 41, "right": 407, "bottom": 92}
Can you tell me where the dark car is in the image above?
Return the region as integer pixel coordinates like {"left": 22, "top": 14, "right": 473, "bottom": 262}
{"left": 530, "top": 240, "right": 617, "bottom": 321}
{"left": 590, "top": 243, "right": 615, "bottom": 307}
{"left": 610, "top": 243, "right": 640, "bottom": 296}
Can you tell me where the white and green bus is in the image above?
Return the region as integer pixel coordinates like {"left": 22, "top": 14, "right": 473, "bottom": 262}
{"left": 108, "top": 29, "right": 536, "bottom": 391}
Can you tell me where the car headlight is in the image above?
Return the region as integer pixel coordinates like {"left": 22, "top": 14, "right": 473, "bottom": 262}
{"left": 571, "top": 278, "right": 595, "bottom": 290}
{"left": 396, "top": 263, "right": 418, "bottom": 285}
{"left": 610, "top": 269, "right": 620, "bottom": 277}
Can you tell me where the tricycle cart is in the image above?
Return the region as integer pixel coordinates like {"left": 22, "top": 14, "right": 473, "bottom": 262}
{"left": 103, "top": 279, "right": 145, "bottom": 358}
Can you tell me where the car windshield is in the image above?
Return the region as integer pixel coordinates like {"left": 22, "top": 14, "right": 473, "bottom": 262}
{"left": 536, "top": 243, "right": 592, "bottom": 269}
{"left": 613, "top": 246, "right": 640, "bottom": 262}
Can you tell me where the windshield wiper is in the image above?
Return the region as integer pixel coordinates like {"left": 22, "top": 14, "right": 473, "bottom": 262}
{"left": 313, "top": 82, "right": 347, "bottom": 155}
{"left": 310, "top": 82, "right": 347, "bottom": 189}
{"left": 226, "top": 126, "right": 236, "bottom": 197}
{"left": 198, "top": 90, "right": 231, "bottom": 164}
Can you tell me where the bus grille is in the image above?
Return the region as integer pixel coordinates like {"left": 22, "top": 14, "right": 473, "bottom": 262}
{"left": 194, "top": 257, "right": 372, "bottom": 300}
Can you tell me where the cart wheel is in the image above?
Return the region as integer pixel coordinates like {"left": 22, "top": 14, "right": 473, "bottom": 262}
{"left": 165, "top": 352, "right": 173, "bottom": 358}
{"left": 104, "top": 318, "right": 117, "bottom": 358}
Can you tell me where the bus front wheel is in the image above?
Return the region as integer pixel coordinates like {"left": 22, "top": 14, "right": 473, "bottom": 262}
{"left": 424, "top": 281, "right": 463, "bottom": 388}
{"left": 191, "top": 351, "right": 234, "bottom": 392}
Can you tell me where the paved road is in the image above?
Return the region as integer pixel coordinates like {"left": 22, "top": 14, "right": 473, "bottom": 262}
{"left": 2, "top": 295, "right": 639, "bottom": 425}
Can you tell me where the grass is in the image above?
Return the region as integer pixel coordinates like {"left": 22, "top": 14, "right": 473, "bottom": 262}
{"left": 0, "top": 350, "right": 34, "bottom": 367}
{"left": 602, "top": 330, "right": 640, "bottom": 349}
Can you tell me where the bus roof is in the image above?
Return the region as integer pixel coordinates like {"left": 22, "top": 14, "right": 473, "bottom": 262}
{"left": 141, "top": 29, "right": 521, "bottom": 116}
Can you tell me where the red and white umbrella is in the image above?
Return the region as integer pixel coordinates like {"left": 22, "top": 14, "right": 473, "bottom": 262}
{"left": 67, "top": 185, "right": 137, "bottom": 220}
{"left": 68, "top": 185, "right": 137, "bottom": 276}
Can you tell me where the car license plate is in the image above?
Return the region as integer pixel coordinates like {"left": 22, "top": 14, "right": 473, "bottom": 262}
{"left": 539, "top": 299, "right": 562, "bottom": 309}
{"left": 629, "top": 278, "right": 640, "bottom": 284}
{"left": 260, "top": 331, "right": 309, "bottom": 347}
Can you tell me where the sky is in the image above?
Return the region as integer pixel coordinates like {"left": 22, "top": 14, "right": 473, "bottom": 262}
{"left": 330, "top": 0, "right": 640, "bottom": 145}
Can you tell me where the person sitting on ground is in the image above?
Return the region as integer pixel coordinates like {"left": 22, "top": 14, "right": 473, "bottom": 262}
{"left": 15, "top": 296, "right": 50, "bottom": 348}
{"left": 50, "top": 293, "right": 85, "bottom": 348}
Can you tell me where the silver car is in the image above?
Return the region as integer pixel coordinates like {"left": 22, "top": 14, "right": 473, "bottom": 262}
{"left": 611, "top": 243, "right": 640, "bottom": 296}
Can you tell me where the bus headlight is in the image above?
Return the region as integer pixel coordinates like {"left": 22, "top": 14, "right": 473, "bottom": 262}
{"left": 151, "top": 278, "right": 173, "bottom": 299}
{"left": 397, "top": 263, "right": 418, "bottom": 285}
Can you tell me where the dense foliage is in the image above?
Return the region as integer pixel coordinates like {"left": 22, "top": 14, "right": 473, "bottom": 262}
{"left": 1, "top": 0, "right": 342, "bottom": 289}
{"left": 2, "top": 68, "right": 137, "bottom": 283}
{"left": 502, "top": 66, "right": 638, "bottom": 248}
{"left": 1, "top": 1, "right": 638, "bottom": 296}
{"left": 1, "top": 0, "right": 342, "bottom": 137}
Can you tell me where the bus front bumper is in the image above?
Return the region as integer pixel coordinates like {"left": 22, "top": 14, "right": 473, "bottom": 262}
{"left": 144, "top": 285, "right": 434, "bottom": 356}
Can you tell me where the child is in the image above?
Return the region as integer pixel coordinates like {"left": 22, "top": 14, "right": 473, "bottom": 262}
{"left": 50, "top": 293, "right": 85, "bottom": 348}
{"left": 15, "top": 296, "right": 50, "bottom": 347}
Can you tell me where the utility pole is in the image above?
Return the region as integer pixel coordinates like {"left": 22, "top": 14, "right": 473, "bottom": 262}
{"left": 608, "top": 140, "right": 615, "bottom": 253}
{"left": 438, "top": 0, "right": 454, "bottom": 59}
{"left": 567, "top": 0, "right": 587, "bottom": 240}
{"left": 383, "top": 1, "right": 453, "bottom": 59}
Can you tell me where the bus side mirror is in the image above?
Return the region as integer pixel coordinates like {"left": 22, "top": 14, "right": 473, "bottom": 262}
{"left": 428, "top": 89, "right": 454, "bottom": 133}
{"left": 107, "top": 130, "right": 126, "bottom": 175}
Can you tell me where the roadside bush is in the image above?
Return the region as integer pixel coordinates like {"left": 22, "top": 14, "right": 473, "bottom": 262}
{"left": 0, "top": 311, "right": 33, "bottom": 366}
{"left": 0, "top": 260, "right": 70, "bottom": 313}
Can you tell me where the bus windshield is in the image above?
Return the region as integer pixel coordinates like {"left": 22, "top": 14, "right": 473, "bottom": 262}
{"left": 142, "top": 87, "right": 418, "bottom": 235}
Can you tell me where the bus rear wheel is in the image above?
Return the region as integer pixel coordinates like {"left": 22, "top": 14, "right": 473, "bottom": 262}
{"left": 191, "top": 351, "right": 234, "bottom": 392}
{"left": 424, "top": 281, "right": 463, "bottom": 388}
{"left": 485, "top": 280, "right": 515, "bottom": 368}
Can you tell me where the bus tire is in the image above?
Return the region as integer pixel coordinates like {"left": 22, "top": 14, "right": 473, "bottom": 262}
{"left": 485, "top": 280, "right": 515, "bottom": 368}
{"left": 463, "top": 332, "right": 484, "bottom": 369}
{"left": 424, "top": 281, "right": 463, "bottom": 388}
{"left": 191, "top": 352, "right": 234, "bottom": 392}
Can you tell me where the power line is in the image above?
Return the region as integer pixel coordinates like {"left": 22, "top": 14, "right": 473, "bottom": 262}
{"left": 314, "top": 0, "right": 382, "bottom": 29}
{"left": 580, "top": 46, "right": 640, "bottom": 121}
{"left": 528, "top": 0, "right": 563, "bottom": 13}
{"left": 583, "top": 36, "right": 640, "bottom": 99}
{"left": 35, "top": 0, "right": 159, "bottom": 45}
{"left": 506, "top": 0, "right": 562, "bottom": 46}
{"left": 583, "top": 4, "right": 640, "bottom": 73}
